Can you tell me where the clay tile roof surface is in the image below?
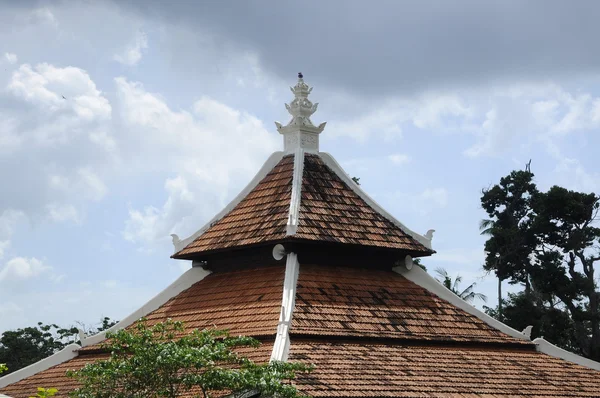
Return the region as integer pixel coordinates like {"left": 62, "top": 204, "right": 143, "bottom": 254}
{"left": 291, "top": 265, "right": 529, "bottom": 345}
{"left": 175, "top": 155, "right": 294, "bottom": 257}
{"left": 138, "top": 266, "right": 285, "bottom": 337}
{"left": 296, "top": 154, "right": 429, "bottom": 253}
{"left": 78, "top": 266, "right": 285, "bottom": 353}
{"left": 289, "top": 342, "right": 600, "bottom": 397}
{"left": 176, "top": 153, "right": 430, "bottom": 257}
{"left": 0, "top": 344, "right": 274, "bottom": 398}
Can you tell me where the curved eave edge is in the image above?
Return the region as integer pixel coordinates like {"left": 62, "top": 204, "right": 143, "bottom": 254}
{"left": 0, "top": 266, "right": 212, "bottom": 388}
{"left": 319, "top": 152, "right": 433, "bottom": 251}
{"left": 0, "top": 343, "right": 80, "bottom": 389}
{"left": 393, "top": 264, "right": 529, "bottom": 342}
{"left": 533, "top": 337, "right": 600, "bottom": 371}
{"left": 172, "top": 152, "right": 286, "bottom": 255}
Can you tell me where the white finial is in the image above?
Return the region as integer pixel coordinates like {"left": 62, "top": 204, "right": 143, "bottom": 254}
{"left": 274, "top": 73, "right": 326, "bottom": 153}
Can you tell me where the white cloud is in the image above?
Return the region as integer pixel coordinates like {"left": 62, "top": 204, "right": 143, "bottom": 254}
{"left": 4, "top": 52, "right": 17, "bottom": 64}
{"left": 113, "top": 31, "right": 148, "bottom": 66}
{"left": 9, "top": 63, "right": 111, "bottom": 124}
{"left": 0, "top": 257, "right": 50, "bottom": 282}
{"left": 388, "top": 153, "right": 411, "bottom": 165}
{"left": 116, "top": 77, "right": 278, "bottom": 246}
{"left": 46, "top": 203, "right": 81, "bottom": 223}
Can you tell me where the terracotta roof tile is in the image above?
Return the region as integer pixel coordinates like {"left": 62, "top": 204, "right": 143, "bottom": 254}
{"left": 0, "top": 344, "right": 273, "bottom": 398}
{"left": 289, "top": 342, "right": 600, "bottom": 397}
{"left": 0, "top": 354, "right": 108, "bottom": 398}
{"left": 176, "top": 153, "right": 431, "bottom": 257}
{"left": 175, "top": 155, "right": 294, "bottom": 256}
{"left": 79, "top": 266, "right": 284, "bottom": 353}
{"left": 291, "top": 265, "right": 528, "bottom": 345}
{"left": 296, "top": 154, "right": 430, "bottom": 253}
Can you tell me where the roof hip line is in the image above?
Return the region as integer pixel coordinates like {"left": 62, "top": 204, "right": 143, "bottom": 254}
{"left": 286, "top": 149, "right": 305, "bottom": 235}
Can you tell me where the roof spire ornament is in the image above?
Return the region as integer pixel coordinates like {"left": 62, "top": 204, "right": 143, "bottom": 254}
{"left": 275, "top": 73, "right": 326, "bottom": 153}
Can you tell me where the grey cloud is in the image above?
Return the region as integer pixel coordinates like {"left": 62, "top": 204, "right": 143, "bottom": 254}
{"left": 113, "top": 0, "right": 600, "bottom": 96}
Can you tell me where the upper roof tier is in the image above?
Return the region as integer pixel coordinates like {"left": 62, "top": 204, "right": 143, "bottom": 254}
{"left": 172, "top": 74, "right": 434, "bottom": 259}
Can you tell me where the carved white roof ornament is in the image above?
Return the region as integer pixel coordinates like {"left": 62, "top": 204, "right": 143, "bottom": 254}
{"left": 275, "top": 73, "right": 326, "bottom": 153}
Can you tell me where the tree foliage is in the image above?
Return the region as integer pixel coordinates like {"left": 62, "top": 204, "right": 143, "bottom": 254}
{"left": 434, "top": 267, "right": 487, "bottom": 304}
{"left": 481, "top": 168, "right": 600, "bottom": 360}
{"left": 0, "top": 317, "right": 118, "bottom": 375}
{"left": 67, "top": 319, "right": 312, "bottom": 398}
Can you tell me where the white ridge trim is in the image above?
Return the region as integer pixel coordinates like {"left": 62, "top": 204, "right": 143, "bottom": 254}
{"left": 319, "top": 152, "right": 433, "bottom": 250}
{"left": 0, "top": 266, "right": 212, "bottom": 388}
{"left": 392, "top": 264, "right": 529, "bottom": 341}
{"left": 533, "top": 337, "right": 600, "bottom": 371}
{"left": 271, "top": 252, "right": 300, "bottom": 362}
{"left": 0, "top": 344, "right": 80, "bottom": 388}
{"left": 172, "top": 152, "right": 285, "bottom": 254}
{"left": 286, "top": 149, "right": 305, "bottom": 235}
{"left": 82, "top": 266, "right": 212, "bottom": 347}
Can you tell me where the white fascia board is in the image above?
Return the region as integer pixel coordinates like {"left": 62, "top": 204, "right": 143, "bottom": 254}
{"left": 173, "top": 152, "right": 285, "bottom": 253}
{"left": 0, "top": 343, "right": 80, "bottom": 388}
{"left": 393, "top": 264, "right": 529, "bottom": 341}
{"left": 82, "top": 266, "right": 212, "bottom": 347}
{"left": 286, "top": 149, "right": 304, "bottom": 236}
{"left": 271, "top": 252, "right": 300, "bottom": 362}
{"left": 0, "top": 266, "right": 212, "bottom": 388}
{"left": 319, "top": 152, "right": 433, "bottom": 251}
{"left": 533, "top": 337, "right": 600, "bottom": 371}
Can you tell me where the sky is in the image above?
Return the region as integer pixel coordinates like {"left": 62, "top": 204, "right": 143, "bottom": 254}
{"left": 1, "top": 0, "right": 600, "bottom": 332}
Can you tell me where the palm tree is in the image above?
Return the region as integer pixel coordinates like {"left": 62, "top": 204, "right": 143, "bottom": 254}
{"left": 480, "top": 217, "right": 504, "bottom": 319}
{"left": 434, "top": 267, "right": 487, "bottom": 304}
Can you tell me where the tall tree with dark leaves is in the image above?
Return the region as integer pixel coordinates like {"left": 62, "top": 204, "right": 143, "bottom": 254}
{"left": 481, "top": 167, "right": 600, "bottom": 360}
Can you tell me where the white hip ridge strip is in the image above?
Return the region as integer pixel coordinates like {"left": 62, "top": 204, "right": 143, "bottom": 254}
{"left": 393, "top": 264, "right": 528, "bottom": 341}
{"left": 533, "top": 337, "right": 600, "bottom": 371}
{"left": 319, "top": 152, "right": 433, "bottom": 250}
{"left": 271, "top": 252, "right": 300, "bottom": 362}
{"left": 172, "top": 151, "right": 285, "bottom": 253}
{"left": 0, "top": 266, "right": 212, "bottom": 388}
{"left": 394, "top": 264, "right": 600, "bottom": 370}
{"left": 286, "top": 148, "right": 305, "bottom": 236}
{"left": 0, "top": 343, "right": 80, "bottom": 389}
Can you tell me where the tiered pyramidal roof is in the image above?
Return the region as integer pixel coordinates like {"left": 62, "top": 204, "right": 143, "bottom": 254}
{"left": 2, "top": 74, "right": 600, "bottom": 398}
{"left": 172, "top": 74, "right": 433, "bottom": 259}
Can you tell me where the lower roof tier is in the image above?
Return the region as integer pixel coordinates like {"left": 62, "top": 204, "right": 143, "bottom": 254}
{"left": 289, "top": 341, "right": 600, "bottom": 397}
{"left": 291, "top": 264, "right": 528, "bottom": 345}
{"left": 4, "top": 339, "right": 600, "bottom": 398}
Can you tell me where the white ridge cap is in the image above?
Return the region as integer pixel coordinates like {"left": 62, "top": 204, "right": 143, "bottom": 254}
{"left": 0, "top": 344, "right": 80, "bottom": 388}
{"left": 82, "top": 266, "right": 211, "bottom": 347}
{"left": 393, "top": 262, "right": 528, "bottom": 341}
{"left": 533, "top": 337, "right": 600, "bottom": 371}
{"left": 271, "top": 252, "right": 300, "bottom": 362}
{"left": 319, "top": 152, "right": 434, "bottom": 250}
{"left": 172, "top": 151, "right": 285, "bottom": 254}
{"left": 286, "top": 149, "right": 305, "bottom": 235}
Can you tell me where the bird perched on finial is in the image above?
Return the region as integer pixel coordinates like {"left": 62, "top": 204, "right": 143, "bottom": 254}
{"left": 298, "top": 72, "right": 303, "bottom": 79}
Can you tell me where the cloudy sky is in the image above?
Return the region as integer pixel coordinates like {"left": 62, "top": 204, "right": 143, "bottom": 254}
{"left": 1, "top": 0, "right": 600, "bottom": 332}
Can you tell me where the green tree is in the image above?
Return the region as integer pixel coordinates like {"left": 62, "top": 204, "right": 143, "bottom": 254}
{"left": 0, "top": 318, "right": 118, "bottom": 375}
{"left": 0, "top": 363, "right": 7, "bottom": 374}
{"left": 68, "top": 319, "right": 312, "bottom": 398}
{"left": 30, "top": 387, "right": 58, "bottom": 398}
{"left": 481, "top": 168, "right": 600, "bottom": 360}
{"left": 0, "top": 323, "right": 78, "bottom": 375}
{"left": 434, "top": 267, "right": 487, "bottom": 304}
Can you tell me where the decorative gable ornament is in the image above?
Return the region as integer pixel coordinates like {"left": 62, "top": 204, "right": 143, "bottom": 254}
{"left": 275, "top": 72, "right": 327, "bottom": 153}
